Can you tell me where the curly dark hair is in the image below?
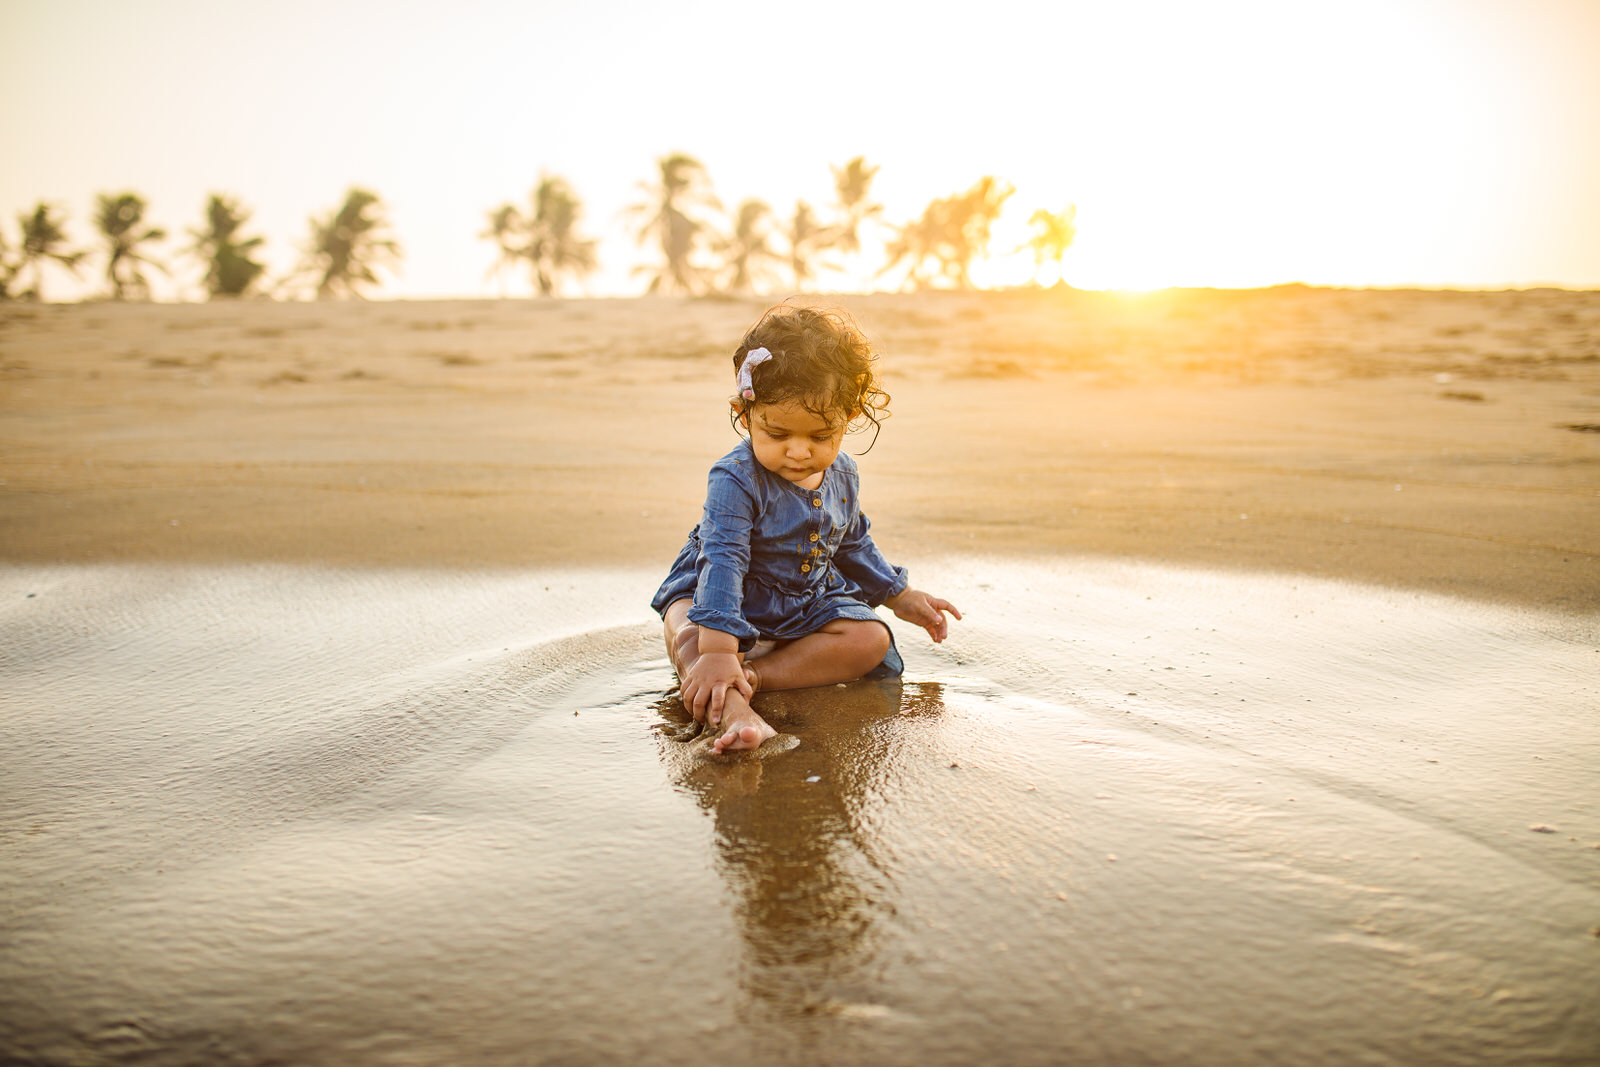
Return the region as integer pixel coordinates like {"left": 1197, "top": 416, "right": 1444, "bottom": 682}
{"left": 728, "top": 304, "right": 891, "bottom": 448}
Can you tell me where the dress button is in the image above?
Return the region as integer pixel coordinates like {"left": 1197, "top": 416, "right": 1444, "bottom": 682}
{"left": 812, "top": 497, "right": 821, "bottom": 507}
{"left": 809, "top": 532, "right": 819, "bottom": 542}
{"left": 801, "top": 563, "right": 811, "bottom": 573}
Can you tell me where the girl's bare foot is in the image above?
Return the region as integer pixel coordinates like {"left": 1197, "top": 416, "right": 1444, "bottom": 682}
{"left": 711, "top": 712, "right": 777, "bottom": 754}
{"left": 710, "top": 690, "right": 776, "bottom": 754}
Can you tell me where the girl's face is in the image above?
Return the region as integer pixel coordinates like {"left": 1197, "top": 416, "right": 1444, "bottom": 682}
{"left": 738, "top": 399, "right": 848, "bottom": 489}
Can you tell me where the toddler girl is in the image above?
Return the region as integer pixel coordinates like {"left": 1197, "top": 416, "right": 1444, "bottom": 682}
{"left": 652, "top": 304, "right": 960, "bottom": 754}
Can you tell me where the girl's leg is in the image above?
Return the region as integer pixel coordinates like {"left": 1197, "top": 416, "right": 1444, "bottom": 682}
{"left": 661, "top": 598, "right": 699, "bottom": 679}
{"left": 744, "top": 619, "right": 891, "bottom": 693}
{"left": 662, "top": 599, "right": 761, "bottom": 694}
{"left": 661, "top": 599, "right": 775, "bottom": 752}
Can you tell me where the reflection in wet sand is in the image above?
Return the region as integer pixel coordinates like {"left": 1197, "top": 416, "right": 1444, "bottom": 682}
{"left": 659, "top": 680, "right": 941, "bottom": 1024}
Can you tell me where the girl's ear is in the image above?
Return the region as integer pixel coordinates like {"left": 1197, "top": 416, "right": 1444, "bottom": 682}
{"left": 730, "top": 398, "right": 750, "bottom": 429}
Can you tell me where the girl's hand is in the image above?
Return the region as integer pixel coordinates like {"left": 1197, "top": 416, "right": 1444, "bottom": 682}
{"left": 886, "top": 588, "right": 962, "bottom": 643}
{"left": 681, "top": 650, "right": 754, "bottom": 724}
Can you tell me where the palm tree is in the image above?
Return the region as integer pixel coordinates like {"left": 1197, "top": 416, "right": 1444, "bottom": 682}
{"left": 523, "top": 175, "right": 598, "bottom": 296}
{"left": 481, "top": 176, "right": 598, "bottom": 297}
{"left": 942, "top": 176, "right": 1013, "bottom": 289}
{"left": 14, "top": 202, "right": 83, "bottom": 301}
{"left": 625, "top": 152, "right": 719, "bottom": 295}
{"left": 879, "top": 213, "right": 942, "bottom": 291}
{"left": 298, "top": 188, "right": 401, "bottom": 299}
{"left": 880, "top": 176, "right": 1014, "bottom": 290}
{"left": 786, "top": 200, "right": 835, "bottom": 293}
{"left": 186, "top": 194, "right": 267, "bottom": 299}
{"left": 0, "top": 227, "right": 17, "bottom": 300}
{"left": 94, "top": 193, "right": 167, "bottom": 300}
{"left": 480, "top": 203, "right": 522, "bottom": 297}
{"left": 1021, "top": 205, "right": 1077, "bottom": 286}
{"left": 717, "top": 199, "right": 782, "bottom": 294}
{"left": 830, "top": 156, "right": 883, "bottom": 257}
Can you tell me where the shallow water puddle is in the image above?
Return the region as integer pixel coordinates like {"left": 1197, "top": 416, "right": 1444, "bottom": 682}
{"left": 1, "top": 560, "right": 1596, "bottom": 1065}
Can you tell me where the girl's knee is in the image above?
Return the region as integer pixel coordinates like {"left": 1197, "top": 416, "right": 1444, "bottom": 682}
{"left": 663, "top": 598, "right": 693, "bottom": 631}
{"left": 672, "top": 623, "right": 701, "bottom": 659}
{"left": 851, "top": 620, "right": 892, "bottom": 666}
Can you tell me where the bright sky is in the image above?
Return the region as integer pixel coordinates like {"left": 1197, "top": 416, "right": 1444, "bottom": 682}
{"left": 3, "top": 0, "right": 1598, "bottom": 298}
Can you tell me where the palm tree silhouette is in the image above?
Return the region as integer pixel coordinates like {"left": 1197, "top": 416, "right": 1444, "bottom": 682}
{"left": 482, "top": 176, "right": 598, "bottom": 297}
{"left": 480, "top": 203, "right": 522, "bottom": 297}
{"left": 880, "top": 177, "right": 1013, "bottom": 290}
{"left": 186, "top": 194, "right": 267, "bottom": 299}
{"left": 786, "top": 200, "right": 835, "bottom": 293}
{"left": 879, "top": 213, "right": 941, "bottom": 291}
{"left": 1021, "top": 205, "right": 1077, "bottom": 286}
{"left": 15, "top": 203, "right": 83, "bottom": 301}
{"left": 94, "top": 193, "right": 167, "bottom": 300}
{"left": 717, "top": 199, "right": 782, "bottom": 294}
{"left": 298, "top": 188, "right": 401, "bottom": 299}
{"left": 0, "top": 227, "right": 18, "bottom": 300}
{"left": 625, "top": 153, "right": 719, "bottom": 295}
{"left": 523, "top": 175, "right": 598, "bottom": 296}
{"left": 829, "top": 156, "right": 883, "bottom": 258}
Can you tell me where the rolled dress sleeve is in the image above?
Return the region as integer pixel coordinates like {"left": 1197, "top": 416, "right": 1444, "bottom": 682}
{"left": 686, "top": 461, "right": 762, "bottom": 647}
{"left": 833, "top": 509, "right": 909, "bottom": 607}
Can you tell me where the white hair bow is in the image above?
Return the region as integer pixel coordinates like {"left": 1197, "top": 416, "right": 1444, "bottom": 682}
{"left": 737, "top": 347, "right": 773, "bottom": 400}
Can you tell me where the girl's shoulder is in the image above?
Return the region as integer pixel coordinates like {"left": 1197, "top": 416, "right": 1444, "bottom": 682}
{"left": 829, "top": 450, "right": 862, "bottom": 486}
{"left": 707, "top": 439, "right": 761, "bottom": 490}
{"left": 710, "top": 438, "right": 755, "bottom": 472}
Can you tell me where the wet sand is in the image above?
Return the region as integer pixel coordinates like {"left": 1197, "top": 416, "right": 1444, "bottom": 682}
{"left": 1, "top": 562, "right": 1595, "bottom": 1064}
{"left": 2, "top": 290, "right": 1599, "bottom": 1063}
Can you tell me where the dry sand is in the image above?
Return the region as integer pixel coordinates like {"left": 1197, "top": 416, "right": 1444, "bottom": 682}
{"left": 2, "top": 286, "right": 1598, "bottom": 608}
{"left": 2, "top": 289, "right": 1599, "bottom": 1065}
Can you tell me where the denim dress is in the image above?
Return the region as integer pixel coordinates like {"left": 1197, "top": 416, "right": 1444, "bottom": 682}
{"left": 652, "top": 439, "right": 909, "bottom": 677}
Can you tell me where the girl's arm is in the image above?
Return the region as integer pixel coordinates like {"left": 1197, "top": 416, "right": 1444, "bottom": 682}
{"left": 686, "top": 463, "right": 761, "bottom": 646}
{"left": 681, "top": 461, "right": 760, "bottom": 721}
{"left": 831, "top": 509, "right": 910, "bottom": 607}
{"left": 835, "top": 498, "right": 961, "bottom": 642}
